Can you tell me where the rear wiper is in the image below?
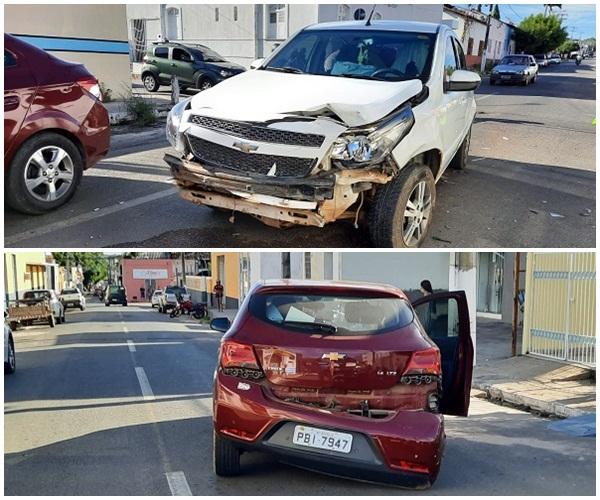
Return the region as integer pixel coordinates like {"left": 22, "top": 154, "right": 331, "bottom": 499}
{"left": 264, "top": 66, "right": 305, "bottom": 74}
{"left": 281, "top": 320, "right": 337, "bottom": 334}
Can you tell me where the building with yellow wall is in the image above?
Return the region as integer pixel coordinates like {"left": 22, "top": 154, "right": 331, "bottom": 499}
{"left": 4, "top": 252, "right": 60, "bottom": 304}
{"left": 209, "top": 252, "right": 241, "bottom": 309}
{"left": 4, "top": 4, "right": 130, "bottom": 96}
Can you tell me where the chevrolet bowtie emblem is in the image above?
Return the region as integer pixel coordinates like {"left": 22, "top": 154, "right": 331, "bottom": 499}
{"left": 232, "top": 141, "right": 259, "bottom": 153}
{"left": 322, "top": 352, "right": 346, "bottom": 361}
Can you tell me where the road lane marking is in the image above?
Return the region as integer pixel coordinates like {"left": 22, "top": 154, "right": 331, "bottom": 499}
{"left": 476, "top": 92, "right": 498, "bottom": 102}
{"left": 5, "top": 187, "right": 178, "bottom": 245}
{"left": 165, "top": 471, "right": 193, "bottom": 496}
{"left": 127, "top": 340, "right": 136, "bottom": 352}
{"left": 123, "top": 326, "right": 130, "bottom": 333}
{"left": 135, "top": 367, "right": 155, "bottom": 401}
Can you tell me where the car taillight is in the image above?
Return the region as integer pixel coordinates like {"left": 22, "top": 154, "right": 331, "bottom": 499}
{"left": 220, "top": 340, "right": 264, "bottom": 380}
{"left": 77, "top": 77, "right": 102, "bottom": 101}
{"left": 400, "top": 347, "right": 441, "bottom": 385}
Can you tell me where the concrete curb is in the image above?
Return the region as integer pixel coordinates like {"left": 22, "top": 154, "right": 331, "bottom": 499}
{"left": 473, "top": 381, "right": 591, "bottom": 418}
{"left": 109, "top": 126, "right": 167, "bottom": 153}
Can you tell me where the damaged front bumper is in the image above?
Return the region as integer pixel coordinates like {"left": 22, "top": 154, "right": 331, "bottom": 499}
{"left": 165, "top": 152, "right": 392, "bottom": 228}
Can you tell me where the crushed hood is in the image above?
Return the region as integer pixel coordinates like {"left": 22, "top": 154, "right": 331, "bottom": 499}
{"left": 189, "top": 69, "right": 423, "bottom": 127}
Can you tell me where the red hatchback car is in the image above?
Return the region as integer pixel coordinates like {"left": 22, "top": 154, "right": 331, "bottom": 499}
{"left": 4, "top": 33, "right": 110, "bottom": 214}
{"left": 211, "top": 280, "right": 474, "bottom": 489}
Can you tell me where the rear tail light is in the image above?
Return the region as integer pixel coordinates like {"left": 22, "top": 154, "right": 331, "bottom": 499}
{"left": 220, "top": 340, "right": 264, "bottom": 380}
{"left": 77, "top": 77, "right": 102, "bottom": 101}
{"left": 400, "top": 347, "right": 441, "bottom": 385}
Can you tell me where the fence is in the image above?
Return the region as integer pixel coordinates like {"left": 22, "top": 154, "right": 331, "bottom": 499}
{"left": 522, "top": 253, "right": 596, "bottom": 368}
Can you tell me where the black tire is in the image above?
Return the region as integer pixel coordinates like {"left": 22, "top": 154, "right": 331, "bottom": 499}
{"left": 48, "top": 315, "right": 56, "bottom": 328}
{"left": 368, "top": 163, "right": 436, "bottom": 248}
{"left": 531, "top": 74, "right": 537, "bottom": 84}
{"left": 196, "top": 76, "right": 214, "bottom": 91}
{"left": 5, "top": 338, "right": 16, "bottom": 375}
{"left": 123, "top": 302, "right": 128, "bottom": 307}
{"left": 56, "top": 314, "right": 62, "bottom": 325}
{"left": 213, "top": 430, "right": 241, "bottom": 476}
{"left": 142, "top": 72, "right": 159, "bottom": 92}
{"left": 62, "top": 313, "right": 66, "bottom": 324}
{"left": 105, "top": 303, "right": 110, "bottom": 307}
{"left": 5, "top": 132, "right": 83, "bottom": 215}
{"left": 449, "top": 127, "right": 472, "bottom": 170}
{"left": 79, "top": 305, "right": 85, "bottom": 311}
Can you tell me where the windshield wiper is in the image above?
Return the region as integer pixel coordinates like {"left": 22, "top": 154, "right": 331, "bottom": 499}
{"left": 281, "top": 320, "right": 337, "bottom": 334}
{"left": 264, "top": 66, "right": 305, "bottom": 74}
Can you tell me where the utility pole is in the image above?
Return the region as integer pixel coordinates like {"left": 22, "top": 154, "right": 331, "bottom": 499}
{"left": 480, "top": 4, "right": 494, "bottom": 73}
{"left": 181, "top": 252, "right": 187, "bottom": 287}
{"left": 511, "top": 252, "right": 521, "bottom": 357}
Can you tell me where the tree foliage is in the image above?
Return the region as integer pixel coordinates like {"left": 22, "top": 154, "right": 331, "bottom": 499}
{"left": 515, "top": 14, "right": 568, "bottom": 54}
{"left": 52, "top": 252, "right": 108, "bottom": 286}
{"left": 557, "top": 40, "right": 579, "bottom": 55}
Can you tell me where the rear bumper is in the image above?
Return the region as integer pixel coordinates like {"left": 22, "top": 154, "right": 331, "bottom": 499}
{"left": 213, "top": 372, "right": 444, "bottom": 487}
{"left": 490, "top": 74, "right": 527, "bottom": 84}
{"left": 82, "top": 100, "right": 110, "bottom": 169}
{"left": 62, "top": 300, "right": 82, "bottom": 307}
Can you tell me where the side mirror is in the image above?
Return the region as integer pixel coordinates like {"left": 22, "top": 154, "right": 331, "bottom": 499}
{"left": 530, "top": 62, "right": 537, "bottom": 66}
{"left": 446, "top": 69, "right": 481, "bottom": 92}
{"left": 210, "top": 317, "right": 231, "bottom": 333}
{"left": 250, "top": 58, "right": 265, "bottom": 70}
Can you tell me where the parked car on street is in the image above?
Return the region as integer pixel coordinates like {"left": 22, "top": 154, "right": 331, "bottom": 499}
{"left": 211, "top": 280, "right": 473, "bottom": 488}
{"left": 548, "top": 54, "right": 561, "bottom": 64}
{"left": 151, "top": 289, "right": 164, "bottom": 308}
{"left": 164, "top": 20, "right": 480, "bottom": 247}
{"left": 490, "top": 54, "right": 538, "bottom": 86}
{"left": 104, "top": 285, "right": 128, "bottom": 307}
{"left": 4, "top": 321, "right": 16, "bottom": 374}
{"left": 534, "top": 54, "right": 549, "bottom": 67}
{"left": 158, "top": 285, "right": 188, "bottom": 313}
{"left": 60, "top": 288, "right": 86, "bottom": 310}
{"left": 21, "top": 289, "right": 65, "bottom": 325}
{"left": 4, "top": 33, "right": 110, "bottom": 215}
{"left": 141, "top": 42, "right": 246, "bottom": 93}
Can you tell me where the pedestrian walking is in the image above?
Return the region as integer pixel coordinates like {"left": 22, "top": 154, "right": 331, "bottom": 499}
{"left": 420, "top": 280, "right": 433, "bottom": 297}
{"left": 213, "top": 280, "right": 224, "bottom": 312}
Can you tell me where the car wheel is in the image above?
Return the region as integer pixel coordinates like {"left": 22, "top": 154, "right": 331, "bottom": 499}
{"left": 368, "top": 163, "right": 436, "bottom": 248}
{"left": 123, "top": 302, "right": 128, "bottom": 307}
{"left": 48, "top": 315, "right": 56, "bottom": 328}
{"left": 5, "top": 339, "right": 16, "bottom": 375}
{"left": 105, "top": 303, "right": 110, "bottom": 307}
{"left": 531, "top": 74, "right": 537, "bottom": 84}
{"left": 449, "top": 127, "right": 471, "bottom": 170}
{"left": 62, "top": 313, "right": 66, "bottom": 324}
{"left": 213, "top": 430, "right": 241, "bottom": 476}
{"left": 143, "top": 73, "right": 159, "bottom": 92}
{"left": 197, "top": 76, "right": 214, "bottom": 91}
{"left": 5, "top": 132, "right": 83, "bottom": 215}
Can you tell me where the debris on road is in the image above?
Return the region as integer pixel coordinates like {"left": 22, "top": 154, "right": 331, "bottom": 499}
{"left": 550, "top": 212, "right": 565, "bottom": 218}
{"left": 580, "top": 208, "right": 592, "bottom": 216}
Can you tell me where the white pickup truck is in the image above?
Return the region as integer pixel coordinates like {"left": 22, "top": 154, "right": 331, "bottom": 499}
{"left": 165, "top": 20, "right": 480, "bottom": 247}
{"left": 60, "top": 288, "right": 86, "bottom": 311}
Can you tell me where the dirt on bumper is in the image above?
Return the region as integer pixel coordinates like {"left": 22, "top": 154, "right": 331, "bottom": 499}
{"left": 165, "top": 153, "right": 392, "bottom": 228}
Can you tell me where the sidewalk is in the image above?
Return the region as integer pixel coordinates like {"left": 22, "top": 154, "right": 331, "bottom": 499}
{"left": 474, "top": 318, "right": 596, "bottom": 418}
{"left": 209, "top": 308, "right": 238, "bottom": 323}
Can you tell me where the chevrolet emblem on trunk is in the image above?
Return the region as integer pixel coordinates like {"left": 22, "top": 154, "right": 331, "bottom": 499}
{"left": 232, "top": 141, "right": 259, "bottom": 153}
{"left": 321, "top": 352, "right": 346, "bottom": 361}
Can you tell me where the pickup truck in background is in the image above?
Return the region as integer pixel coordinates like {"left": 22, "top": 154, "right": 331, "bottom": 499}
{"left": 60, "top": 288, "right": 86, "bottom": 310}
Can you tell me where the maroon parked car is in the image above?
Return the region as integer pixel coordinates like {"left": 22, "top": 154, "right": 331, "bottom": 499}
{"left": 4, "top": 33, "right": 110, "bottom": 214}
{"left": 211, "top": 280, "right": 474, "bottom": 489}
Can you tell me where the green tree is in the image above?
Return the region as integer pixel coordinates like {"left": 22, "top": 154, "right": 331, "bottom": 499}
{"left": 52, "top": 252, "right": 108, "bottom": 286}
{"left": 557, "top": 39, "right": 579, "bottom": 55}
{"left": 515, "top": 13, "right": 568, "bottom": 54}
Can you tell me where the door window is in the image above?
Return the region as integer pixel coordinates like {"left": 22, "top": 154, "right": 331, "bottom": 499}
{"left": 414, "top": 296, "right": 460, "bottom": 340}
{"left": 444, "top": 36, "right": 458, "bottom": 83}
{"left": 5, "top": 50, "right": 16, "bottom": 67}
{"left": 452, "top": 38, "right": 466, "bottom": 69}
{"left": 154, "top": 47, "right": 168, "bottom": 59}
{"left": 173, "top": 48, "right": 192, "bottom": 62}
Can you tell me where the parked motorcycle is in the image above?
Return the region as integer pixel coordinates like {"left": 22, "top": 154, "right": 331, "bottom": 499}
{"left": 191, "top": 302, "right": 207, "bottom": 320}
{"left": 169, "top": 299, "right": 207, "bottom": 319}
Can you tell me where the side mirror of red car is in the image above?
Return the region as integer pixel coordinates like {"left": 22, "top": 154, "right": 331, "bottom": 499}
{"left": 211, "top": 317, "right": 231, "bottom": 333}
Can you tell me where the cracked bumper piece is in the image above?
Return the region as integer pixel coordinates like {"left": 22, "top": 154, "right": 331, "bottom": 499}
{"left": 165, "top": 153, "right": 392, "bottom": 228}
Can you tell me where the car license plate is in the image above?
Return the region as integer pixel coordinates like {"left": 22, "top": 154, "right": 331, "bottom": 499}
{"left": 292, "top": 425, "right": 353, "bottom": 454}
{"left": 501, "top": 75, "right": 511, "bottom": 79}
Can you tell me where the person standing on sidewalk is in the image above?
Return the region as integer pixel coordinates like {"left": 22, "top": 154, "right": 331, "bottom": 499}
{"left": 420, "top": 280, "right": 433, "bottom": 297}
{"left": 213, "top": 280, "right": 224, "bottom": 312}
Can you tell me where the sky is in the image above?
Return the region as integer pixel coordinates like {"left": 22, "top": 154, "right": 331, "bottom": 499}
{"left": 456, "top": 4, "right": 596, "bottom": 39}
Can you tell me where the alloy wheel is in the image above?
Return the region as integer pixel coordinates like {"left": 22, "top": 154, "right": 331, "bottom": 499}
{"left": 402, "top": 180, "right": 432, "bottom": 246}
{"left": 8, "top": 343, "right": 15, "bottom": 371}
{"left": 144, "top": 75, "right": 156, "bottom": 91}
{"left": 201, "top": 80, "right": 213, "bottom": 91}
{"left": 23, "top": 146, "right": 74, "bottom": 202}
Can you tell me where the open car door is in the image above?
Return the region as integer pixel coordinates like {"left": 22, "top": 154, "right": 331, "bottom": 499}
{"left": 411, "top": 291, "right": 474, "bottom": 416}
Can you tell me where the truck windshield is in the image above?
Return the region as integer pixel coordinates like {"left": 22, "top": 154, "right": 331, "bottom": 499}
{"left": 263, "top": 29, "right": 436, "bottom": 82}
{"left": 249, "top": 292, "right": 414, "bottom": 336}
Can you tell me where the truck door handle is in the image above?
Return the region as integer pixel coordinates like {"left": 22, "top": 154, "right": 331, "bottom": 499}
{"left": 4, "top": 95, "right": 19, "bottom": 111}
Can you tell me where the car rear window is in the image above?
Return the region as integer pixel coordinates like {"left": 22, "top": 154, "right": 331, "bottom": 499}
{"left": 61, "top": 289, "right": 79, "bottom": 294}
{"left": 23, "top": 291, "right": 50, "bottom": 300}
{"left": 166, "top": 286, "right": 186, "bottom": 295}
{"left": 108, "top": 285, "right": 125, "bottom": 293}
{"left": 249, "top": 292, "right": 413, "bottom": 336}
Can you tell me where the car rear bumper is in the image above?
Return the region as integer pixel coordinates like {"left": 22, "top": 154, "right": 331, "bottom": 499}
{"left": 62, "top": 300, "right": 82, "bottom": 307}
{"left": 213, "top": 372, "right": 444, "bottom": 487}
{"left": 490, "top": 74, "right": 527, "bottom": 83}
{"left": 82, "top": 100, "right": 110, "bottom": 169}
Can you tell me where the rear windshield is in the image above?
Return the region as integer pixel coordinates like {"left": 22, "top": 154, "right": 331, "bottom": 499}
{"left": 108, "top": 286, "right": 125, "bottom": 294}
{"left": 61, "top": 289, "right": 79, "bottom": 294}
{"left": 249, "top": 292, "right": 413, "bottom": 336}
{"left": 23, "top": 291, "right": 50, "bottom": 300}
{"left": 166, "top": 286, "right": 186, "bottom": 295}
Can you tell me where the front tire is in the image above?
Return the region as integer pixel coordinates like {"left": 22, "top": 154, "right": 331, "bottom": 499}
{"left": 143, "top": 73, "right": 159, "bottom": 92}
{"left": 196, "top": 76, "right": 214, "bottom": 91}
{"left": 48, "top": 315, "right": 56, "bottom": 328}
{"left": 213, "top": 430, "right": 241, "bottom": 476}
{"left": 368, "top": 163, "right": 436, "bottom": 248}
{"left": 449, "top": 127, "right": 471, "bottom": 170}
{"left": 5, "top": 339, "right": 16, "bottom": 374}
{"left": 5, "top": 133, "right": 83, "bottom": 215}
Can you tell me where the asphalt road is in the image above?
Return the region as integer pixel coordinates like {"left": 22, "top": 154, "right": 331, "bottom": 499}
{"left": 4, "top": 59, "right": 595, "bottom": 248}
{"left": 5, "top": 300, "right": 596, "bottom": 495}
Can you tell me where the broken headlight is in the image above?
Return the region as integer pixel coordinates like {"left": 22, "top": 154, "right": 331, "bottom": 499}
{"left": 330, "top": 105, "right": 415, "bottom": 166}
{"left": 166, "top": 97, "right": 192, "bottom": 153}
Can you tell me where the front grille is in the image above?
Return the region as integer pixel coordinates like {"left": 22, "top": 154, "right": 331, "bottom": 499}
{"left": 186, "top": 135, "right": 317, "bottom": 178}
{"left": 189, "top": 114, "right": 325, "bottom": 148}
